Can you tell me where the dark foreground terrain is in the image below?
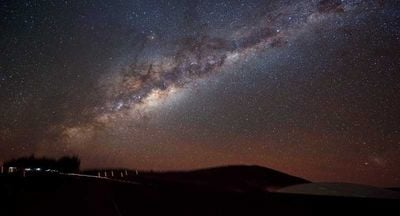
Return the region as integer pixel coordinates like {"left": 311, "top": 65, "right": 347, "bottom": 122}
{"left": 1, "top": 167, "right": 399, "bottom": 216}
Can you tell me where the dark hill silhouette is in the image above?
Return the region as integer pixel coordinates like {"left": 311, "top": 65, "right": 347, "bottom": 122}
{"left": 87, "top": 165, "right": 309, "bottom": 192}
{"left": 146, "top": 165, "right": 309, "bottom": 191}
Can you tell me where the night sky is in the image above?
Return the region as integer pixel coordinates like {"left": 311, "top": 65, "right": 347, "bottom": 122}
{"left": 1, "top": 0, "right": 400, "bottom": 187}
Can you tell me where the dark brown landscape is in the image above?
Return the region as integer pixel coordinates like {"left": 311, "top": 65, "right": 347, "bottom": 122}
{"left": 1, "top": 164, "right": 399, "bottom": 216}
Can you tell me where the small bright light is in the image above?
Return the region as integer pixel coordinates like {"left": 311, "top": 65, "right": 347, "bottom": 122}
{"left": 35, "top": 168, "right": 41, "bottom": 171}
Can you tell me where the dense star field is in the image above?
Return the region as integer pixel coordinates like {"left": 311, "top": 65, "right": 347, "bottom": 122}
{"left": 1, "top": 0, "right": 399, "bottom": 186}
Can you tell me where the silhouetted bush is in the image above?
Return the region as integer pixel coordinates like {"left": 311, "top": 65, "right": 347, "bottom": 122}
{"left": 57, "top": 156, "right": 80, "bottom": 173}
{"left": 3, "top": 155, "right": 80, "bottom": 173}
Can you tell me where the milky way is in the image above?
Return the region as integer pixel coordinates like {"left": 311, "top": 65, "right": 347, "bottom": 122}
{"left": 1, "top": 0, "right": 400, "bottom": 186}
{"left": 82, "top": 0, "right": 352, "bottom": 125}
